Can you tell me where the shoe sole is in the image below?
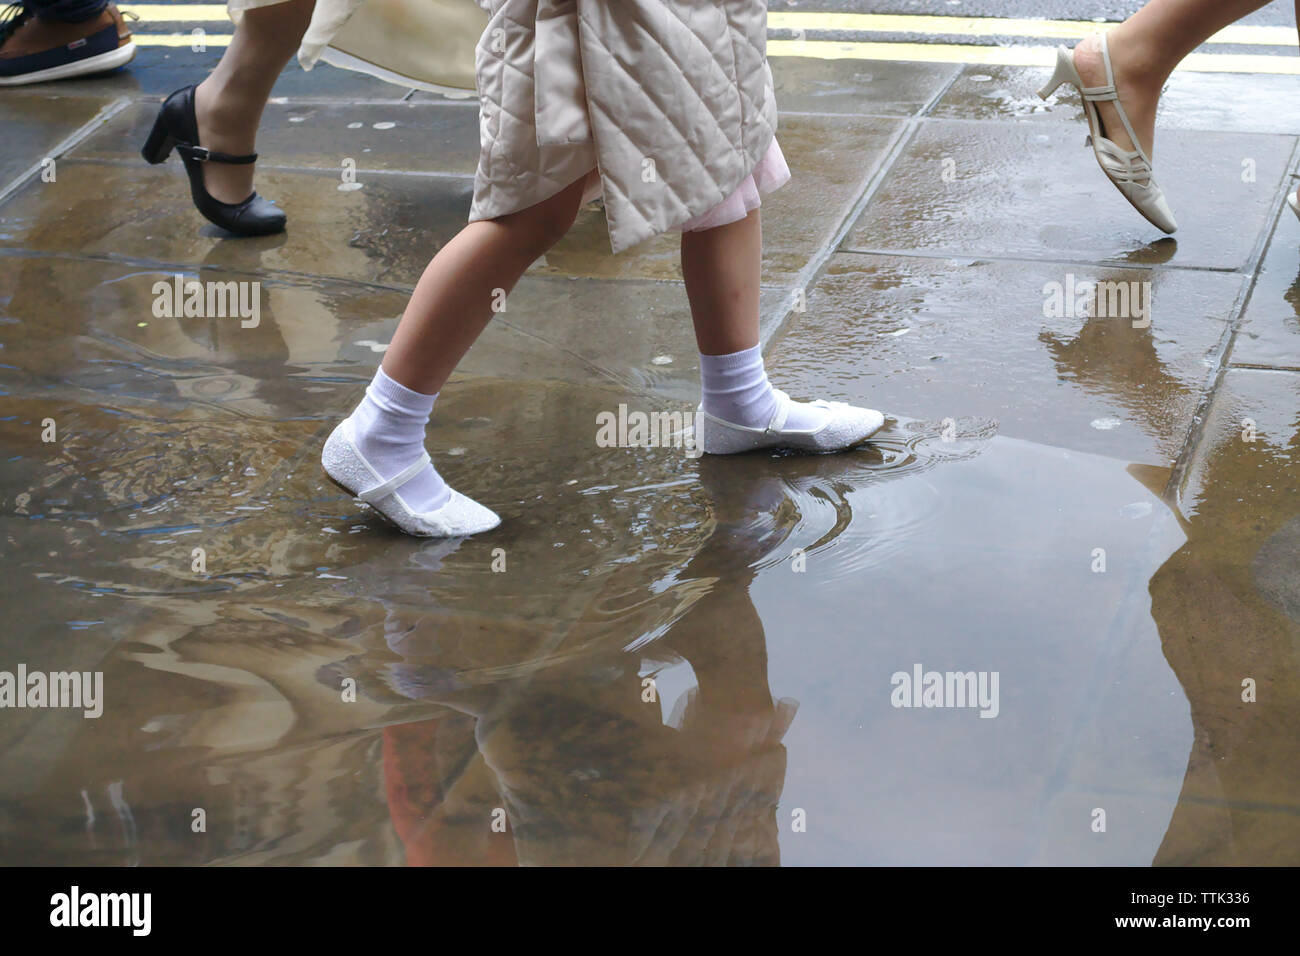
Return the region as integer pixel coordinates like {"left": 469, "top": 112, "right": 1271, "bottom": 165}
{"left": 321, "top": 421, "right": 420, "bottom": 535}
{"left": 0, "top": 40, "right": 136, "bottom": 86}
{"left": 698, "top": 413, "right": 886, "bottom": 455}
{"left": 323, "top": 467, "right": 500, "bottom": 538}
{"left": 323, "top": 468, "right": 412, "bottom": 535}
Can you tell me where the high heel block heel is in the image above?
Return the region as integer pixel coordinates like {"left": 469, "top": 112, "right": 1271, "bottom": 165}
{"left": 141, "top": 84, "right": 287, "bottom": 237}
{"left": 141, "top": 111, "right": 176, "bottom": 164}
{"left": 1037, "top": 46, "right": 1081, "bottom": 101}
{"left": 1035, "top": 35, "right": 1177, "bottom": 235}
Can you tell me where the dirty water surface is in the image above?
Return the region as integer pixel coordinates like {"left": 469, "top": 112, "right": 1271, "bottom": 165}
{"left": 2, "top": 53, "right": 1298, "bottom": 867}
{"left": 3, "top": 260, "right": 1279, "bottom": 865}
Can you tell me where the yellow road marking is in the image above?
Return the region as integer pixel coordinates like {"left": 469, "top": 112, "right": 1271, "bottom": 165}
{"left": 768, "top": 13, "right": 1297, "bottom": 47}
{"left": 122, "top": 7, "right": 1299, "bottom": 47}
{"left": 131, "top": 33, "right": 1300, "bottom": 74}
{"left": 124, "top": 6, "right": 1300, "bottom": 75}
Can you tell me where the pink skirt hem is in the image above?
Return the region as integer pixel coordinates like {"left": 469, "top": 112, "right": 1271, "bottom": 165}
{"left": 678, "top": 139, "right": 791, "bottom": 233}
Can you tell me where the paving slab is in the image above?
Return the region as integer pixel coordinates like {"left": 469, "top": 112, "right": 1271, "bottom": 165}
{"left": 0, "top": 160, "right": 471, "bottom": 288}
{"left": 771, "top": 56, "right": 959, "bottom": 116}
{"left": 266, "top": 59, "right": 415, "bottom": 101}
{"left": 0, "top": 413, "right": 1196, "bottom": 865}
{"left": 533, "top": 113, "right": 905, "bottom": 284}
{"left": 929, "top": 65, "right": 1076, "bottom": 125}
{"left": 844, "top": 119, "right": 1295, "bottom": 272}
{"left": 0, "top": 93, "right": 120, "bottom": 195}
{"left": 763, "top": 252, "right": 1242, "bottom": 462}
{"left": 458, "top": 279, "right": 790, "bottom": 403}
{"left": 1232, "top": 207, "right": 1300, "bottom": 370}
{"left": 0, "top": 112, "right": 898, "bottom": 292}
{"left": 0, "top": 256, "right": 752, "bottom": 422}
{"left": 435, "top": 53, "right": 956, "bottom": 117}
{"left": 70, "top": 100, "right": 481, "bottom": 174}
{"left": 752, "top": 434, "right": 1188, "bottom": 866}
{"left": 7, "top": 115, "right": 897, "bottom": 291}
{"left": 1152, "top": 367, "right": 1300, "bottom": 862}
{"left": 2, "top": 37, "right": 1298, "bottom": 867}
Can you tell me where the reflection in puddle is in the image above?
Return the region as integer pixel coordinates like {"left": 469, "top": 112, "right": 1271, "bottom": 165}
{"left": 1, "top": 156, "right": 1297, "bottom": 865}
{"left": 2, "top": 333, "right": 1007, "bottom": 862}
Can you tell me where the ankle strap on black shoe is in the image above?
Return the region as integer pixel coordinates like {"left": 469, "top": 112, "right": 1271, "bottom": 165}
{"left": 175, "top": 142, "right": 257, "bottom": 164}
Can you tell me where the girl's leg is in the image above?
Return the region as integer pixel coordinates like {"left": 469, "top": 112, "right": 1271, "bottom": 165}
{"left": 681, "top": 209, "right": 764, "bottom": 356}
{"left": 1073, "top": 0, "right": 1270, "bottom": 159}
{"left": 680, "top": 209, "right": 832, "bottom": 433}
{"left": 339, "top": 175, "right": 590, "bottom": 513}
{"left": 382, "top": 177, "right": 588, "bottom": 394}
{"left": 193, "top": 0, "right": 317, "bottom": 204}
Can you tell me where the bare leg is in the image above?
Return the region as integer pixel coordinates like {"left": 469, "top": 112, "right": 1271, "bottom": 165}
{"left": 681, "top": 208, "right": 763, "bottom": 356}
{"left": 382, "top": 175, "right": 590, "bottom": 393}
{"left": 323, "top": 175, "right": 589, "bottom": 530}
{"left": 193, "top": 0, "right": 317, "bottom": 204}
{"left": 1073, "top": 0, "right": 1271, "bottom": 159}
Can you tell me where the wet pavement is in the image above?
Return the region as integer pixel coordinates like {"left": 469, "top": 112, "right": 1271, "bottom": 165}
{"left": 1, "top": 44, "right": 1298, "bottom": 866}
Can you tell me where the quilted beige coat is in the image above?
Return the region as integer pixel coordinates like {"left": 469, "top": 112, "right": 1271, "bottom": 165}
{"left": 288, "top": 0, "right": 779, "bottom": 252}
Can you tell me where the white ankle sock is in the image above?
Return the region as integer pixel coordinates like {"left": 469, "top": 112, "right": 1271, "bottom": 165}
{"left": 347, "top": 366, "right": 451, "bottom": 513}
{"left": 698, "top": 344, "right": 830, "bottom": 431}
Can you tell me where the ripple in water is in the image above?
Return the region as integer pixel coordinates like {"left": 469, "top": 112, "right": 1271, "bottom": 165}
{"left": 332, "top": 415, "right": 1000, "bottom": 690}
{"left": 758, "top": 416, "right": 997, "bottom": 581}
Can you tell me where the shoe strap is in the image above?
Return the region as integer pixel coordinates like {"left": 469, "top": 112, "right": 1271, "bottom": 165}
{"left": 1099, "top": 32, "right": 1117, "bottom": 88}
{"left": 1092, "top": 130, "right": 1153, "bottom": 187}
{"left": 764, "top": 389, "right": 791, "bottom": 434}
{"left": 175, "top": 142, "right": 258, "bottom": 165}
{"left": 1079, "top": 84, "right": 1119, "bottom": 101}
{"left": 358, "top": 453, "right": 431, "bottom": 504}
{"left": 1091, "top": 33, "right": 1152, "bottom": 166}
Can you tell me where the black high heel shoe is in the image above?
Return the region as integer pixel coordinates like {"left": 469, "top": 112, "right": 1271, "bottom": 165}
{"left": 141, "top": 85, "right": 287, "bottom": 237}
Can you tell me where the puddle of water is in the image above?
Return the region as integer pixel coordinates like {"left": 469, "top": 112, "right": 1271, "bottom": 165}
{"left": 0, "top": 352, "right": 1191, "bottom": 865}
{"left": 0, "top": 253, "right": 1295, "bottom": 866}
